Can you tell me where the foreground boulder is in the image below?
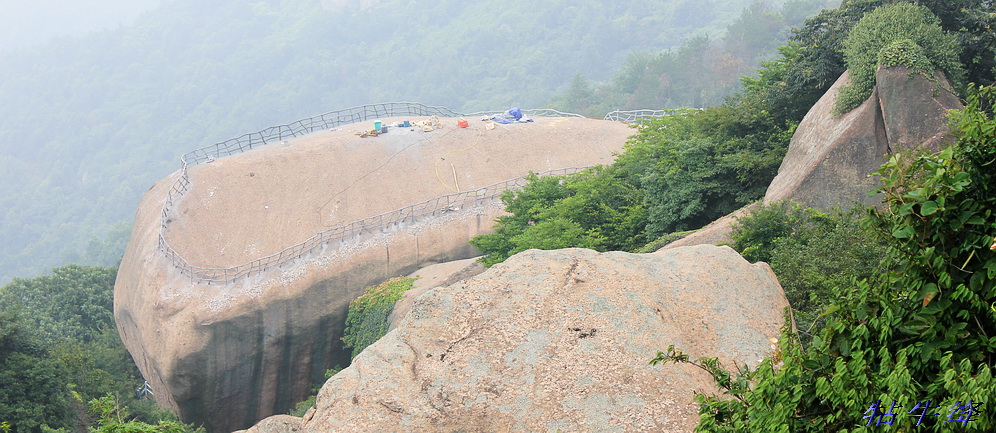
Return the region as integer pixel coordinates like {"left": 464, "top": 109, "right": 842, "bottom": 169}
{"left": 114, "top": 116, "right": 633, "bottom": 432}
{"left": 244, "top": 245, "right": 789, "bottom": 432}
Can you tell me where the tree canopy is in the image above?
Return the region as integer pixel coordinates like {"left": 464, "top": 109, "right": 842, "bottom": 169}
{"left": 0, "top": 266, "right": 199, "bottom": 432}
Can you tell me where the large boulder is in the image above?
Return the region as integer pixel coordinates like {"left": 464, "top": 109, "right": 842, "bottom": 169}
{"left": 244, "top": 245, "right": 789, "bottom": 432}
{"left": 114, "top": 116, "right": 634, "bottom": 432}
{"left": 665, "top": 66, "right": 961, "bottom": 251}
{"left": 763, "top": 66, "right": 961, "bottom": 209}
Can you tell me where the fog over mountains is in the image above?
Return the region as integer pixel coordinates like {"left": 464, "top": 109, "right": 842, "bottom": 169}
{"left": 0, "top": 0, "right": 818, "bottom": 284}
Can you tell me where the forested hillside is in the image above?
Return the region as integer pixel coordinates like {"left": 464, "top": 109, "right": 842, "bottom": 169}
{"left": 0, "top": 0, "right": 161, "bottom": 51}
{"left": 0, "top": 0, "right": 826, "bottom": 284}
{"left": 0, "top": 265, "right": 199, "bottom": 432}
{"left": 547, "top": 0, "right": 830, "bottom": 115}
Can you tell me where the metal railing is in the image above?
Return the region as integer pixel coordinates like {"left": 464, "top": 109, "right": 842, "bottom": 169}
{"left": 182, "top": 102, "right": 468, "bottom": 166}
{"left": 157, "top": 102, "right": 611, "bottom": 285}
{"left": 603, "top": 108, "right": 689, "bottom": 122}
{"left": 181, "top": 104, "right": 589, "bottom": 167}
{"left": 159, "top": 167, "right": 590, "bottom": 284}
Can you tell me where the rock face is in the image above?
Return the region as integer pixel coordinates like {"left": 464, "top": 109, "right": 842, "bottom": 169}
{"left": 114, "top": 116, "right": 634, "bottom": 432}
{"left": 661, "top": 203, "right": 759, "bottom": 251}
{"left": 244, "top": 245, "right": 789, "bottom": 432}
{"left": 764, "top": 66, "right": 961, "bottom": 209}
{"left": 387, "top": 256, "right": 486, "bottom": 332}
{"left": 665, "top": 66, "right": 961, "bottom": 250}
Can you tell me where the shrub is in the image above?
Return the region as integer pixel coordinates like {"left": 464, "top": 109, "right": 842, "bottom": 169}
{"left": 341, "top": 277, "right": 418, "bottom": 359}
{"left": 731, "top": 202, "right": 889, "bottom": 340}
{"left": 635, "top": 229, "right": 699, "bottom": 253}
{"left": 836, "top": 2, "right": 963, "bottom": 113}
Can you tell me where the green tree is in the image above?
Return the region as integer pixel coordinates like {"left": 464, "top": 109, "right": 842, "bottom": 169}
{"left": 0, "top": 265, "right": 116, "bottom": 345}
{"left": 731, "top": 202, "right": 890, "bottom": 340}
{"left": 0, "top": 311, "right": 75, "bottom": 433}
{"left": 636, "top": 102, "right": 793, "bottom": 238}
{"left": 470, "top": 173, "right": 571, "bottom": 266}
{"left": 87, "top": 394, "right": 201, "bottom": 433}
{"left": 470, "top": 166, "right": 647, "bottom": 266}
{"left": 0, "top": 266, "right": 179, "bottom": 428}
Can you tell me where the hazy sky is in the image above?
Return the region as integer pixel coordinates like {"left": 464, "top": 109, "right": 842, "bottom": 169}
{"left": 0, "top": 0, "right": 161, "bottom": 51}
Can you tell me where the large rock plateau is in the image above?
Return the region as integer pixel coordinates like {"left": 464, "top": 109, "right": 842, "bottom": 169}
{"left": 665, "top": 66, "right": 962, "bottom": 250}
{"left": 114, "top": 116, "right": 634, "bottom": 432}
{"left": 242, "top": 245, "right": 789, "bottom": 432}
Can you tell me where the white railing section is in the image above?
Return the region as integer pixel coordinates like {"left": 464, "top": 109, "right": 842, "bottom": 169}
{"left": 603, "top": 108, "right": 690, "bottom": 122}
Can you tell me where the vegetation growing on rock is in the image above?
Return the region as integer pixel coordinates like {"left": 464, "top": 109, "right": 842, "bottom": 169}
{"left": 661, "top": 82, "right": 996, "bottom": 433}
{"left": 835, "top": 2, "right": 963, "bottom": 114}
{"left": 342, "top": 277, "right": 418, "bottom": 359}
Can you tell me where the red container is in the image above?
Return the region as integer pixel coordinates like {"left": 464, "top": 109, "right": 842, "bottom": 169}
{"left": 457, "top": 118, "right": 469, "bottom": 128}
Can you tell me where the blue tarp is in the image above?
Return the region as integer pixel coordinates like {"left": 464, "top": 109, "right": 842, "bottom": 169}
{"left": 491, "top": 107, "right": 532, "bottom": 124}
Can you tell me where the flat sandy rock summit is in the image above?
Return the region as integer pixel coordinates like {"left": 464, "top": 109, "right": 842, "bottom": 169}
{"left": 165, "top": 115, "right": 631, "bottom": 268}
{"left": 241, "top": 245, "right": 789, "bottom": 433}
{"left": 115, "top": 114, "right": 636, "bottom": 432}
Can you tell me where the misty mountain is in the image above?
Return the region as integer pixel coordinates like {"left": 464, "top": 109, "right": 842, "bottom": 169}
{"left": 0, "top": 0, "right": 161, "bottom": 51}
{"left": 0, "top": 0, "right": 802, "bottom": 284}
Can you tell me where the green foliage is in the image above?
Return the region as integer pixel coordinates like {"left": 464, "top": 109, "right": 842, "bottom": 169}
{"left": 0, "top": 265, "right": 140, "bottom": 406}
{"left": 0, "top": 265, "right": 116, "bottom": 345}
{"left": 288, "top": 366, "right": 341, "bottom": 417}
{"left": 731, "top": 202, "right": 890, "bottom": 339}
{"left": 288, "top": 396, "right": 316, "bottom": 418}
{"left": 877, "top": 38, "right": 935, "bottom": 73}
{"left": 666, "top": 84, "right": 996, "bottom": 432}
{"left": 0, "top": 266, "right": 184, "bottom": 430}
{"left": 0, "top": 311, "right": 75, "bottom": 433}
{"left": 635, "top": 103, "right": 795, "bottom": 238}
{"left": 651, "top": 345, "right": 755, "bottom": 403}
{"left": 341, "top": 277, "right": 418, "bottom": 359}
{"left": 635, "top": 229, "right": 699, "bottom": 253}
{"left": 731, "top": 202, "right": 812, "bottom": 263}
{"left": 87, "top": 394, "right": 201, "bottom": 433}
{"left": 836, "top": 2, "right": 963, "bottom": 113}
{"left": 471, "top": 167, "right": 647, "bottom": 266}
